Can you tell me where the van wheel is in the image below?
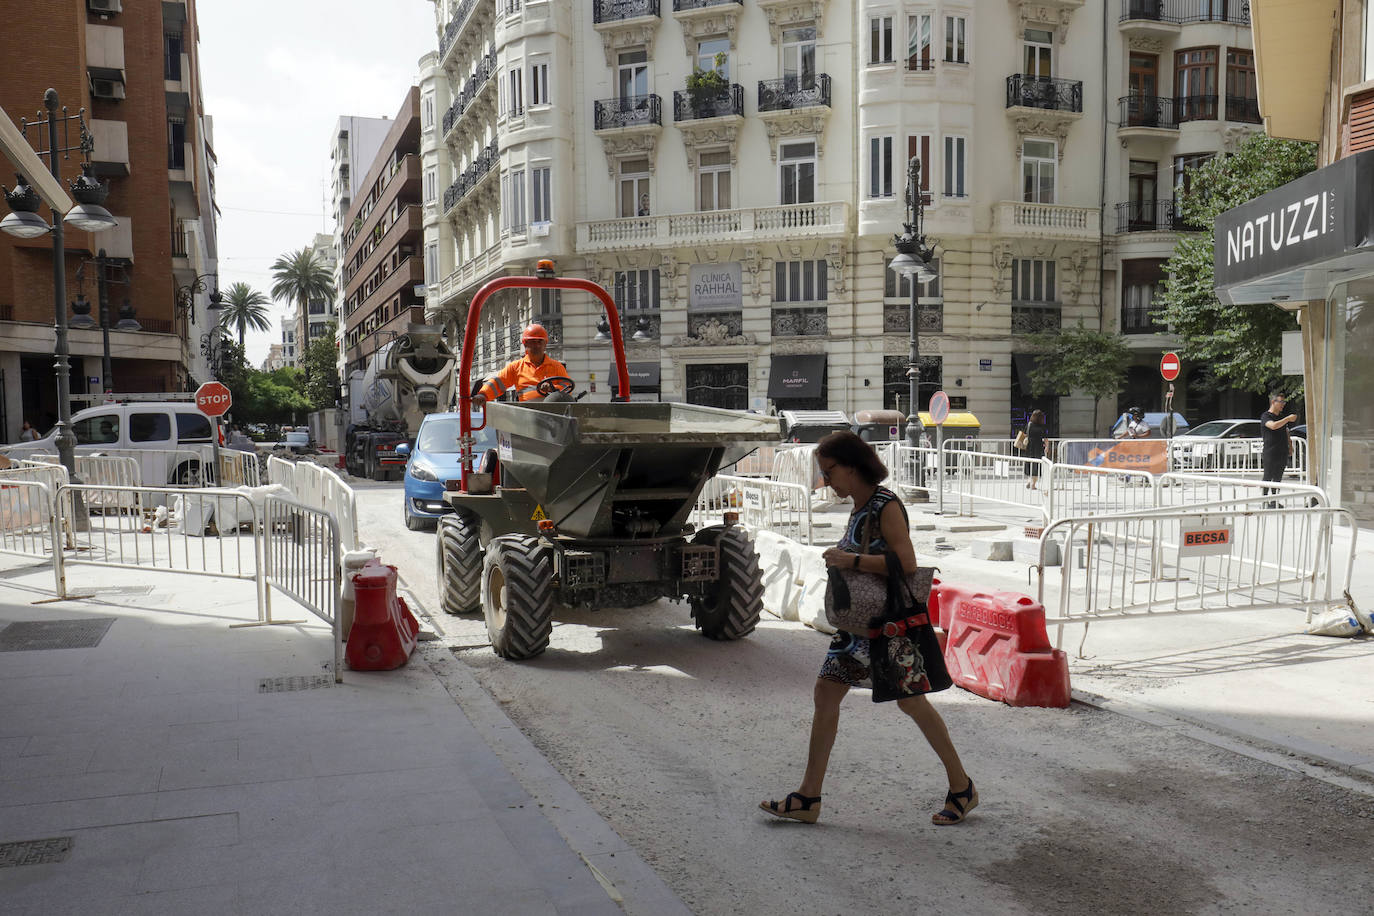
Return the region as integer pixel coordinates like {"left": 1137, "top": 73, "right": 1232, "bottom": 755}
{"left": 172, "top": 461, "right": 205, "bottom": 488}
{"left": 481, "top": 535, "right": 554, "bottom": 659}
{"left": 689, "top": 527, "right": 763, "bottom": 641}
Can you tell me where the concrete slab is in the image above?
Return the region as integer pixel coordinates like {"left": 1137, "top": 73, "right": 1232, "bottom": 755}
{"left": 970, "top": 537, "right": 1014, "bottom": 561}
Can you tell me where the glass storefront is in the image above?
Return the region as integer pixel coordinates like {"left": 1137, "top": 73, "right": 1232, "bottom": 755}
{"left": 1324, "top": 279, "right": 1374, "bottom": 527}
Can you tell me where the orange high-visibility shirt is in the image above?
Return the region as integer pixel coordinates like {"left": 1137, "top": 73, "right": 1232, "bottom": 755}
{"left": 480, "top": 353, "right": 571, "bottom": 402}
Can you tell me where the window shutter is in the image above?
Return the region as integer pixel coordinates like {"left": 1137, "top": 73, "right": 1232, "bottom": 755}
{"left": 1348, "top": 90, "right": 1374, "bottom": 156}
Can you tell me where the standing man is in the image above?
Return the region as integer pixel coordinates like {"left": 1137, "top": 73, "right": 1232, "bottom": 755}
{"left": 1260, "top": 392, "right": 1299, "bottom": 503}
{"left": 471, "top": 323, "right": 573, "bottom": 406}
{"left": 1114, "top": 407, "right": 1150, "bottom": 440}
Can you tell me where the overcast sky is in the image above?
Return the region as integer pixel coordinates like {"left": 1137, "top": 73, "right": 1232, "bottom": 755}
{"left": 197, "top": 0, "right": 437, "bottom": 365}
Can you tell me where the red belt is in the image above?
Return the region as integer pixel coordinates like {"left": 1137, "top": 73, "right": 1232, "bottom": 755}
{"left": 866, "top": 613, "right": 929, "bottom": 639}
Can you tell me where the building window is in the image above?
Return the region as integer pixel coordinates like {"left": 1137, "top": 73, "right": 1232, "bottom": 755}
{"left": 868, "top": 136, "right": 894, "bottom": 198}
{"left": 421, "top": 92, "right": 434, "bottom": 129}
{"left": 619, "top": 158, "right": 650, "bottom": 218}
{"left": 167, "top": 118, "right": 187, "bottom": 169}
{"left": 1021, "top": 139, "right": 1056, "bottom": 204}
{"left": 618, "top": 49, "right": 648, "bottom": 98}
{"left": 781, "top": 27, "right": 817, "bottom": 88}
{"left": 530, "top": 61, "right": 550, "bottom": 106}
{"left": 504, "top": 168, "right": 526, "bottom": 232}
{"left": 773, "top": 260, "right": 828, "bottom": 303}
{"left": 780, "top": 141, "right": 816, "bottom": 205}
{"left": 163, "top": 30, "right": 183, "bottom": 81}
{"left": 1011, "top": 259, "right": 1056, "bottom": 302}
{"left": 425, "top": 243, "right": 438, "bottom": 284}
{"left": 907, "top": 12, "right": 933, "bottom": 71}
{"left": 945, "top": 15, "right": 967, "bottom": 63}
{"left": 537, "top": 288, "right": 561, "bottom": 315}
{"left": 869, "top": 15, "right": 894, "bottom": 64}
{"left": 1173, "top": 152, "right": 1213, "bottom": 196}
{"left": 1225, "top": 49, "right": 1257, "bottom": 121}
{"left": 943, "top": 135, "right": 966, "bottom": 198}
{"left": 884, "top": 257, "right": 941, "bottom": 300}
{"left": 697, "top": 37, "right": 731, "bottom": 79}
{"left": 506, "top": 67, "right": 524, "bottom": 116}
{"left": 1176, "top": 47, "right": 1218, "bottom": 121}
{"left": 531, "top": 166, "right": 551, "bottom": 223}
{"left": 698, "top": 150, "right": 732, "bottom": 211}
{"left": 1024, "top": 28, "right": 1053, "bottom": 78}
{"left": 424, "top": 166, "right": 437, "bottom": 203}
{"left": 614, "top": 269, "right": 660, "bottom": 311}
{"left": 1121, "top": 259, "right": 1167, "bottom": 334}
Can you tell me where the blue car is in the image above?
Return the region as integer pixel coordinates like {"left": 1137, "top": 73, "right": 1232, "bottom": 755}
{"left": 399, "top": 412, "right": 496, "bottom": 531}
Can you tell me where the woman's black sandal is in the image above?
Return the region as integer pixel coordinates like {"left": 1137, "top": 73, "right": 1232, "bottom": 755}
{"left": 931, "top": 779, "right": 977, "bottom": 826}
{"left": 759, "top": 792, "right": 822, "bottom": 824}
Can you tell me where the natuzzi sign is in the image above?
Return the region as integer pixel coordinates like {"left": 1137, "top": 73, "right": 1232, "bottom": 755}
{"left": 1215, "top": 150, "right": 1374, "bottom": 304}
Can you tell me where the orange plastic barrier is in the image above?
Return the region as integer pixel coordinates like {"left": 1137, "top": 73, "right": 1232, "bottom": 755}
{"left": 345, "top": 560, "right": 419, "bottom": 671}
{"left": 929, "top": 582, "right": 1070, "bottom": 708}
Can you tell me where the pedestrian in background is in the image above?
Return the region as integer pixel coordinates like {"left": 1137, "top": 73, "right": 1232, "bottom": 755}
{"left": 759, "top": 431, "right": 977, "bottom": 827}
{"left": 19, "top": 420, "right": 40, "bottom": 441}
{"left": 1024, "top": 409, "right": 1047, "bottom": 489}
{"left": 1260, "top": 392, "right": 1298, "bottom": 502}
{"left": 1114, "top": 407, "right": 1150, "bottom": 440}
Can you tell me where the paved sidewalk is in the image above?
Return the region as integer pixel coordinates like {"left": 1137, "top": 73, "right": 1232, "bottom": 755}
{"left": 0, "top": 559, "right": 686, "bottom": 915}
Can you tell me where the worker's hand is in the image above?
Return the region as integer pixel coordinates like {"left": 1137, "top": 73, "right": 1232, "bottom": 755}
{"left": 822, "top": 548, "right": 852, "bottom": 568}
{"left": 1286, "top": 413, "right": 1298, "bottom": 424}
{"left": 471, "top": 392, "right": 486, "bottom": 407}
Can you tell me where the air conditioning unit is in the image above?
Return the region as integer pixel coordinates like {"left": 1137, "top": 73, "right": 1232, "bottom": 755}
{"left": 87, "top": 0, "right": 122, "bottom": 14}
{"left": 91, "top": 79, "right": 125, "bottom": 100}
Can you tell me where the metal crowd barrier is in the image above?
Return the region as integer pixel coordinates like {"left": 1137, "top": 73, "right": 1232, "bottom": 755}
{"left": 1036, "top": 504, "right": 1358, "bottom": 647}
{"left": 1045, "top": 464, "right": 1158, "bottom": 519}
{"left": 1153, "top": 472, "right": 1327, "bottom": 509}
{"left": 268, "top": 456, "right": 361, "bottom": 552}
{"left": 0, "top": 477, "right": 59, "bottom": 589}
{"left": 262, "top": 495, "right": 343, "bottom": 682}
{"left": 694, "top": 473, "right": 814, "bottom": 544}
{"left": 945, "top": 450, "right": 1051, "bottom": 523}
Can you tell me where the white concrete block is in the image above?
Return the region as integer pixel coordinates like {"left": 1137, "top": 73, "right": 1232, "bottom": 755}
{"left": 970, "top": 537, "right": 1014, "bottom": 561}
{"left": 1013, "top": 536, "right": 1060, "bottom": 566}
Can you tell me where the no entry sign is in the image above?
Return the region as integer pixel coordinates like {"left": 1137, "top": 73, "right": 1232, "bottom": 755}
{"left": 195, "top": 381, "right": 232, "bottom": 417}
{"left": 1160, "top": 352, "right": 1181, "bottom": 381}
{"left": 928, "top": 390, "right": 951, "bottom": 425}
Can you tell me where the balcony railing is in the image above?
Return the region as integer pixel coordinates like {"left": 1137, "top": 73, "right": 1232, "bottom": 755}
{"left": 594, "top": 94, "right": 663, "bottom": 130}
{"left": 905, "top": 56, "right": 935, "bottom": 72}
{"left": 1122, "top": 305, "right": 1167, "bottom": 334}
{"left": 993, "top": 201, "right": 1100, "bottom": 239}
{"left": 673, "top": 84, "right": 744, "bottom": 121}
{"left": 138, "top": 317, "right": 173, "bottom": 335}
{"left": 1119, "top": 95, "right": 1178, "bottom": 129}
{"left": 1011, "top": 304, "right": 1062, "bottom": 335}
{"left": 1119, "top": 0, "right": 1250, "bottom": 25}
{"left": 1115, "top": 199, "right": 1187, "bottom": 233}
{"left": 171, "top": 224, "right": 188, "bottom": 258}
{"left": 771, "top": 306, "right": 828, "bottom": 337}
{"left": 440, "top": 0, "right": 479, "bottom": 60}
{"left": 883, "top": 304, "right": 944, "bottom": 333}
{"left": 594, "top": 0, "right": 660, "bottom": 23}
{"left": 530, "top": 313, "right": 563, "bottom": 347}
{"left": 757, "top": 74, "right": 831, "bottom": 112}
{"left": 1006, "top": 74, "right": 1083, "bottom": 113}
{"left": 674, "top": 0, "right": 742, "bottom": 11}
{"left": 1176, "top": 94, "right": 1218, "bottom": 122}
{"left": 1225, "top": 95, "right": 1261, "bottom": 124}
{"left": 579, "top": 200, "right": 849, "bottom": 251}
{"left": 443, "top": 49, "right": 497, "bottom": 136}
{"left": 443, "top": 138, "right": 500, "bottom": 213}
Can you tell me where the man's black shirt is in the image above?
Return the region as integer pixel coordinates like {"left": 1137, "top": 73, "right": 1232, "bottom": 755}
{"left": 1259, "top": 411, "right": 1289, "bottom": 456}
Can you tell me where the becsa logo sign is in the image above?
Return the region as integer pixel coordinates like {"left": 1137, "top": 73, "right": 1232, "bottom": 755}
{"left": 1179, "top": 525, "right": 1233, "bottom": 557}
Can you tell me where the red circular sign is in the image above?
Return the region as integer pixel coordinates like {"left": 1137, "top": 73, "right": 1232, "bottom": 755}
{"left": 928, "top": 390, "right": 951, "bottom": 425}
{"left": 1160, "top": 352, "right": 1181, "bottom": 382}
{"left": 195, "top": 381, "right": 232, "bottom": 418}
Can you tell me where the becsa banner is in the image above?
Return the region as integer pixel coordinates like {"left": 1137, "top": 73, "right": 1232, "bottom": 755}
{"left": 1062, "top": 439, "right": 1168, "bottom": 475}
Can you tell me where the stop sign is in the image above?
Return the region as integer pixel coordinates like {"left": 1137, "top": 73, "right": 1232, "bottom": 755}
{"left": 1160, "top": 352, "right": 1181, "bottom": 381}
{"left": 195, "top": 381, "right": 232, "bottom": 418}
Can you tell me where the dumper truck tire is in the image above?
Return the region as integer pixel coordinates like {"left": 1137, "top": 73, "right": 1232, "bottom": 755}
{"left": 482, "top": 535, "right": 555, "bottom": 659}
{"left": 437, "top": 510, "right": 482, "bottom": 615}
{"left": 690, "top": 527, "right": 763, "bottom": 641}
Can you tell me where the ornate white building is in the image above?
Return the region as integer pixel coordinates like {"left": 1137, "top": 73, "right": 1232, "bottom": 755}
{"left": 420, "top": 0, "right": 1258, "bottom": 435}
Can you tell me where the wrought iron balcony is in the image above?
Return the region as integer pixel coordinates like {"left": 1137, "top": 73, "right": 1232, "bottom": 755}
{"left": 905, "top": 56, "right": 935, "bottom": 72}
{"left": 757, "top": 74, "right": 831, "bottom": 112}
{"left": 1122, "top": 305, "right": 1167, "bottom": 334}
{"left": 1119, "top": 95, "right": 1178, "bottom": 130}
{"left": 883, "top": 304, "right": 943, "bottom": 334}
{"left": 1115, "top": 199, "right": 1187, "bottom": 233}
{"left": 1119, "top": 0, "right": 1249, "bottom": 25}
{"left": 1011, "top": 304, "right": 1062, "bottom": 335}
{"left": 1176, "top": 94, "right": 1218, "bottom": 122}
{"left": 674, "top": 0, "right": 741, "bottom": 11}
{"left": 442, "top": 138, "right": 500, "bottom": 213}
{"left": 594, "top": 0, "right": 660, "bottom": 23}
{"left": 593, "top": 94, "right": 663, "bottom": 130}
{"left": 1006, "top": 74, "right": 1083, "bottom": 113}
{"left": 442, "top": 50, "right": 495, "bottom": 137}
{"left": 771, "top": 306, "right": 828, "bottom": 338}
{"left": 439, "top": 0, "right": 480, "bottom": 60}
{"left": 1225, "top": 95, "right": 1261, "bottom": 124}
{"left": 673, "top": 84, "right": 744, "bottom": 121}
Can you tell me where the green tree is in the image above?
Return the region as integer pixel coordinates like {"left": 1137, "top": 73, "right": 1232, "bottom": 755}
{"left": 219, "top": 282, "right": 272, "bottom": 349}
{"left": 269, "top": 247, "right": 335, "bottom": 322}
{"left": 1024, "top": 323, "right": 1132, "bottom": 436}
{"left": 302, "top": 321, "right": 340, "bottom": 411}
{"left": 1154, "top": 134, "right": 1317, "bottom": 395}
{"left": 244, "top": 368, "right": 310, "bottom": 425}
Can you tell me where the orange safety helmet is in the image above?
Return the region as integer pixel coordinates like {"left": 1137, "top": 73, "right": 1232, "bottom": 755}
{"left": 521, "top": 323, "right": 548, "bottom": 345}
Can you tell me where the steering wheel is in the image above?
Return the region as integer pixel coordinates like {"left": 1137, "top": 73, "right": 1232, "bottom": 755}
{"left": 535, "top": 376, "right": 576, "bottom": 397}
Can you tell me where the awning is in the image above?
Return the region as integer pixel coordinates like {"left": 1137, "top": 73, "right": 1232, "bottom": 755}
{"left": 767, "top": 354, "right": 826, "bottom": 399}
{"left": 1214, "top": 150, "right": 1374, "bottom": 305}
{"left": 611, "top": 361, "right": 660, "bottom": 391}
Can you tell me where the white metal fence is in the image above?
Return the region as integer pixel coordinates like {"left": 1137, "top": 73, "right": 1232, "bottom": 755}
{"left": 267, "top": 457, "right": 361, "bottom": 552}
{"left": 262, "top": 495, "right": 343, "bottom": 681}
{"left": 694, "top": 474, "right": 814, "bottom": 544}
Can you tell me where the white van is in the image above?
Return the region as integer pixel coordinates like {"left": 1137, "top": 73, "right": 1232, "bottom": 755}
{"left": 2, "top": 401, "right": 216, "bottom": 484}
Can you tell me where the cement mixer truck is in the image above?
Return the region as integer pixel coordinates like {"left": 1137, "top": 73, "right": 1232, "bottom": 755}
{"left": 345, "top": 323, "right": 455, "bottom": 481}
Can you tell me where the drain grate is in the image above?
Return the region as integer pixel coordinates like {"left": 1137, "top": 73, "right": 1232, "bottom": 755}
{"left": 0, "top": 836, "right": 73, "bottom": 867}
{"left": 0, "top": 618, "right": 115, "bottom": 652}
{"left": 258, "top": 675, "right": 334, "bottom": 693}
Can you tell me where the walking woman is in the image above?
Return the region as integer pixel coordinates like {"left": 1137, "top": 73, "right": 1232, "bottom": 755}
{"left": 759, "top": 431, "right": 977, "bottom": 826}
{"left": 1024, "top": 409, "right": 1047, "bottom": 489}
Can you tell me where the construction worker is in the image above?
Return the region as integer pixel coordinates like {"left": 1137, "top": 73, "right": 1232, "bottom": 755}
{"left": 471, "top": 323, "right": 574, "bottom": 405}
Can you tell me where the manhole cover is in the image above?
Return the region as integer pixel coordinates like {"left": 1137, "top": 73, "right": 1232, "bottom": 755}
{"left": 0, "top": 836, "right": 73, "bottom": 867}
{"left": 0, "top": 618, "right": 115, "bottom": 652}
{"left": 258, "top": 675, "right": 334, "bottom": 693}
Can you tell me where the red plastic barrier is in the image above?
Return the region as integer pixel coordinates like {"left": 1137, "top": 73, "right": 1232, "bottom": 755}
{"left": 345, "top": 560, "right": 418, "bottom": 671}
{"left": 929, "top": 582, "right": 1070, "bottom": 708}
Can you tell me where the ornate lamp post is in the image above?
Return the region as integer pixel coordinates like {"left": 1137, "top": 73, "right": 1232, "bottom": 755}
{"left": 69, "top": 249, "right": 138, "bottom": 396}
{"left": 175, "top": 272, "right": 222, "bottom": 324}
{"left": 889, "top": 157, "right": 937, "bottom": 451}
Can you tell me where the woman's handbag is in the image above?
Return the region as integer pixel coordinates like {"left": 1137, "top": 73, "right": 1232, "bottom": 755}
{"left": 824, "top": 504, "right": 886, "bottom": 631}
{"left": 869, "top": 552, "right": 952, "bottom": 702}
{"left": 1013, "top": 428, "right": 1029, "bottom": 450}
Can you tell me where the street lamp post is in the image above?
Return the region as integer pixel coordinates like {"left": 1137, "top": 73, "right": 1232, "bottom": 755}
{"left": 175, "top": 273, "right": 221, "bottom": 325}
{"left": 70, "top": 249, "right": 139, "bottom": 396}
{"left": 0, "top": 89, "right": 116, "bottom": 484}
{"left": 890, "top": 157, "right": 938, "bottom": 452}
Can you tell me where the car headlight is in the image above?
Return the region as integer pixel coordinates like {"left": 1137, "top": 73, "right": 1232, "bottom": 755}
{"left": 409, "top": 462, "right": 439, "bottom": 482}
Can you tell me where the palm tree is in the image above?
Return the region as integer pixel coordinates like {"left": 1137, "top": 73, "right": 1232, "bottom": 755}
{"left": 220, "top": 282, "right": 272, "bottom": 348}
{"left": 270, "top": 248, "right": 335, "bottom": 328}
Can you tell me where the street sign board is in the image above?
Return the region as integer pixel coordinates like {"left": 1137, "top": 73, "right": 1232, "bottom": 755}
{"left": 1160, "top": 351, "right": 1181, "bottom": 381}
{"left": 195, "top": 381, "right": 232, "bottom": 418}
{"left": 929, "top": 390, "right": 951, "bottom": 425}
